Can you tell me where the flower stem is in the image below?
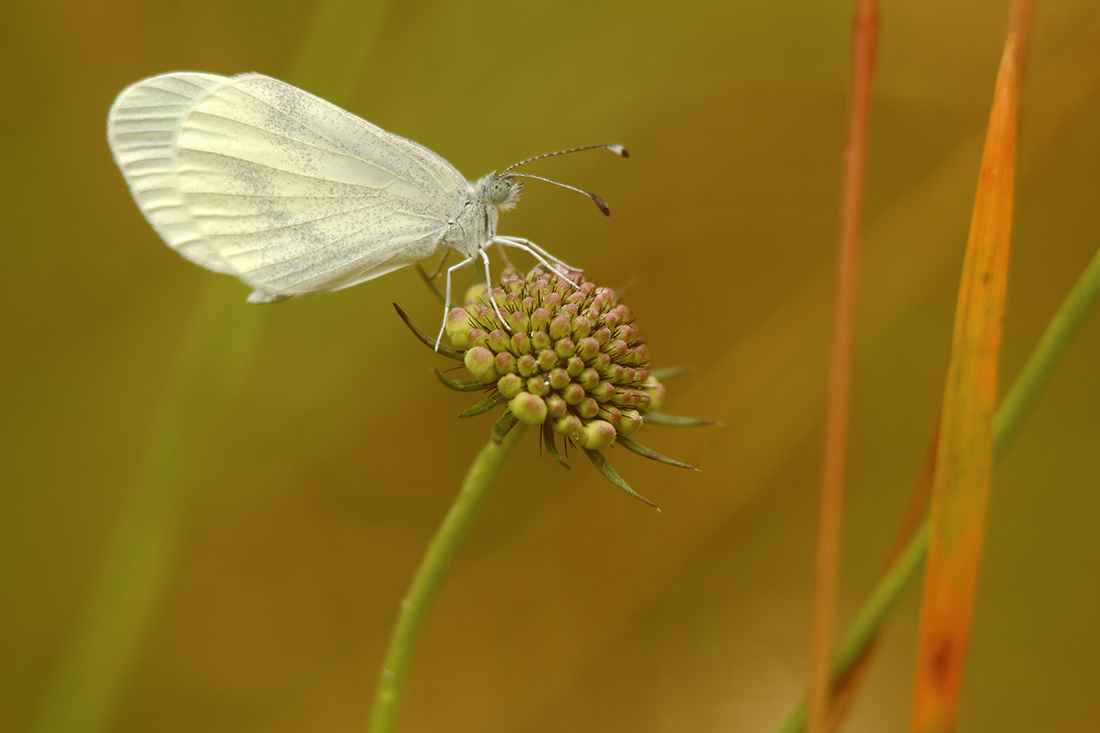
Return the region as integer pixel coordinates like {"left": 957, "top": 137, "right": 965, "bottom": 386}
{"left": 368, "top": 424, "right": 527, "bottom": 733}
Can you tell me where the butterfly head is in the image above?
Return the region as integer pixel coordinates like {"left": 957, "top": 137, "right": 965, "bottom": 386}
{"left": 481, "top": 173, "right": 523, "bottom": 212}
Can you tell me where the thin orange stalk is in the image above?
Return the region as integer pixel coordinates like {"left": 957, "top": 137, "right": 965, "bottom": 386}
{"left": 806, "top": 2, "right": 878, "bottom": 733}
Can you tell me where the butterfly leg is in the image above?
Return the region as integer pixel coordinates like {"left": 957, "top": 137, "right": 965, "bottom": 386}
{"left": 426, "top": 251, "right": 450, "bottom": 280}
{"left": 480, "top": 247, "right": 510, "bottom": 330}
{"left": 417, "top": 252, "right": 450, "bottom": 307}
{"left": 492, "top": 236, "right": 582, "bottom": 289}
{"left": 435, "top": 253, "right": 478, "bottom": 351}
{"left": 494, "top": 240, "right": 518, "bottom": 272}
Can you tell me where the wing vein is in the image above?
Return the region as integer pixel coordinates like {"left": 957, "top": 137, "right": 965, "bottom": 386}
{"left": 178, "top": 148, "right": 393, "bottom": 190}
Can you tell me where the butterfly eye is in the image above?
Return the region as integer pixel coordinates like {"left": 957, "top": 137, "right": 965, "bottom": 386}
{"left": 488, "top": 177, "right": 514, "bottom": 204}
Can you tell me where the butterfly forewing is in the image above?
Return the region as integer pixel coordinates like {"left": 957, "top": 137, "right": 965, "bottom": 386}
{"left": 109, "top": 73, "right": 471, "bottom": 301}
{"left": 108, "top": 73, "right": 238, "bottom": 274}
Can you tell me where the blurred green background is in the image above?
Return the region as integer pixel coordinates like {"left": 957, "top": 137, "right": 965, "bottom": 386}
{"left": 3, "top": 1, "right": 1099, "bottom": 731}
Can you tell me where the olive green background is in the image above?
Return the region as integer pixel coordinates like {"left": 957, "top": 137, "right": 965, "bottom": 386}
{"left": 3, "top": 1, "right": 1099, "bottom": 731}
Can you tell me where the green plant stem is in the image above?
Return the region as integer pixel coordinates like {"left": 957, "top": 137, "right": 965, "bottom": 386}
{"left": 778, "top": 243, "right": 1100, "bottom": 732}
{"left": 780, "top": 521, "right": 931, "bottom": 733}
{"left": 32, "top": 281, "right": 263, "bottom": 733}
{"left": 368, "top": 424, "right": 527, "bottom": 733}
{"left": 992, "top": 244, "right": 1100, "bottom": 458}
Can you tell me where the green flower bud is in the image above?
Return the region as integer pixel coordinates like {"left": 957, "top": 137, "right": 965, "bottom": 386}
{"left": 445, "top": 307, "right": 474, "bottom": 349}
{"left": 517, "top": 354, "right": 537, "bottom": 377}
{"left": 488, "top": 329, "right": 510, "bottom": 353}
{"left": 571, "top": 315, "right": 592, "bottom": 338}
{"left": 577, "top": 398, "right": 599, "bottom": 420}
{"left": 619, "top": 410, "right": 643, "bottom": 436}
{"left": 554, "top": 414, "right": 583, "bottom": 440}
{"left": 549, "top": 314, "right": 572, "bottom": 341}
{"left": 467, "top": 328, "right": 489, "bottom": 349}
{"left": 590, "top": 381, "right": 615, "bottom": 402}
{"left": 464, "top": 282, "right": 489, "bottom": 303}
{"left": 563, "top": 383, "right": 586, "bottom": 405}
{"left": 577, "top": 337, "right": 600, "bottom": 361}
{"left": 497, "top": 373, "right": 524, "bottom": 398}
{"left": 464, "top": 346, "right": 498, "bottom": 383}
{"left": 598, "top": 405, "right": 622, "bottom": 428}
{"left": 510, "top": 331, "right": 531, "bottom": 355}
{"left": 578, "top": 368, "right": 600, "bottom": 390}
{"left": 508, "top": 309, "right": 530, "bottom": 333}
{"left": 645, "top": 376, "right": 666, "bottom": 412}
{"left": 578, "top": 420, "right": 616, "bottom": 450}
{"left": 607, "top": 340, "right": 629, "bottom": 359}
{"left": 536, "top": 349, "right": 558, "bottom": 372}
{"left": 546, "top": 394, "right": 567, "bottom": 418}
{"left": 548, "top": 368, "right": 570, "bottom": 390}
{"left": 494, "top": 351, "right": 517, "bottom": 374}
{"left": 510, "top": 392, "right": 548, "bottom": 426}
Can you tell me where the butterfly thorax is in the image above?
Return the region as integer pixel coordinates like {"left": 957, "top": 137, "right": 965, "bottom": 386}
{"left": 445, "top": 173, "right": 524, "bottom": 257}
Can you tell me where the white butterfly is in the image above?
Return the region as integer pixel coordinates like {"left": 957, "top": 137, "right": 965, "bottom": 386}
{"left": 107, "top": 72, "right": 626, "bottom": 345}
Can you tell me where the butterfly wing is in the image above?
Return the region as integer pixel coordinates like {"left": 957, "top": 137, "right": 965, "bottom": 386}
{"left": 108, "top": 73, "right": 470, "bottom": 301}
{"left": 107, "top": 73, "right": 237, "bottom": 274}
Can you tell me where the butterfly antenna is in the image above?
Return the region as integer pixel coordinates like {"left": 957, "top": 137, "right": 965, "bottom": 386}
{"left": 510, "top": 173, "right": 613, "bottom": 216}
{"left": 503, "top": 143, "right": 629, "bottom": 173}
{"left": 503, "top": 144, "right": 629, "bottom": 216}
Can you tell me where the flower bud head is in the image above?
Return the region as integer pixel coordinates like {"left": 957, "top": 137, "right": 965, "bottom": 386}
{"left": 444, "top": 268, "right": 672, "bottom": 452}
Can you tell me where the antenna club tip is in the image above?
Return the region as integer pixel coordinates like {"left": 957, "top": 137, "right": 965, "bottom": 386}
{"left": 593, "top": 195, "right": 611, "bottom": 216}
{"left": 608, "top": 144, "right": 630, "bottom": 158}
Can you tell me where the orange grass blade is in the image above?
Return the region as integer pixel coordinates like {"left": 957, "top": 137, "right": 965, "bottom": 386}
{"left": 806, "top": 2, "right": 878, "bottom": 732}
{"left": 1008, "top": 0, "right": 1033, "bottom": 80}
{"left": 910, "top": 34, "right": 1018, "bottom": 733}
